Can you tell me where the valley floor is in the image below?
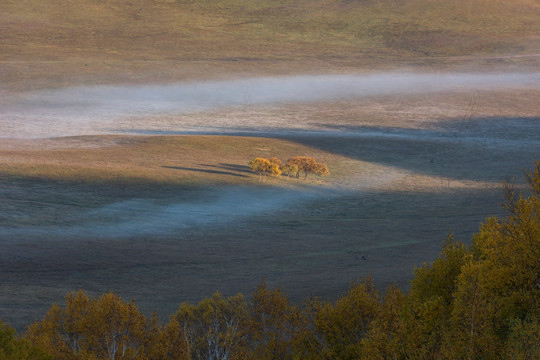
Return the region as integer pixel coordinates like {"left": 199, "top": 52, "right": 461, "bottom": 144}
{"left": 1, "top": 71, "right": 539, "bottom": 330}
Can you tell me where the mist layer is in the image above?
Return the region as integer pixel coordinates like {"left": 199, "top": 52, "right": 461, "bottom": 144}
{"left": 2, "top": 72, "right": 539, "bottom": 138}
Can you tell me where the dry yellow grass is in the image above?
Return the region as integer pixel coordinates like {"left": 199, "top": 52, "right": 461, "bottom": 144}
{"left": 0, "top": 135, "right": 347, "bottom": 186}
{"left": 0, "top": 132, "right": 511, "bottom": 197}
{"left": 1, "top": 0, "right": 539, "bottom": 90}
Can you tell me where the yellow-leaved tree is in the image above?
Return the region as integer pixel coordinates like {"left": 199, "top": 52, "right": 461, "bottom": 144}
{"left": 444, "top": 161, "right": 540, "bottom": 359}
{"left": 248, "top": 157, "right": 281, "bottom": 180}
{"left": 244, "top": 282, "right": 305, "bottom": 360}
{"left": 174, "top": 292, "right": 248, "bottom": 360}
{"left": 286, "top": 157, "right": 329, "bottom": 180}
{"left": 25, "top": 290, "right": 190, "bottom": 360}
{"left": 297, "top": 278, "right": 379, "bottom": 360}
{"left": 359, "top": 161, "right": 540, "bottom": 360}
{"left": 249, "top": 156, "right": 329, "bottom": 180}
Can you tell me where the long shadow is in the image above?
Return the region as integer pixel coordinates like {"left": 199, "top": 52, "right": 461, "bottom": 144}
{"left": 200, "top": 163, "right": 252, "bottom": 174}
{"left": 288, "top": 116, "right": 540, "bottom": 182}
{"left": 120, "top": 116, "right": 540, "bottom": 182}
{"left": 162, "top": 165, "right": 248, "bottom": 178}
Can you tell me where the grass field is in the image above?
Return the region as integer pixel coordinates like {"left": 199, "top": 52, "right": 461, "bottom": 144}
{"left": 1, "top": 0, "right": 540, "bottom": 331}
{"left": 2, "top": 92, "right": 539, "bottom": 328}
{"left": 1, "top": 0, "right": 540, "bottom": 91}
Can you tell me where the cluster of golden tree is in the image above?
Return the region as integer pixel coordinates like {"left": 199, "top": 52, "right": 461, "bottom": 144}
{"left": 2, "top": 162, "right": 539, "bottom": 360}
{"left": 248, "top": 156, "right": 329, "bottom": 180}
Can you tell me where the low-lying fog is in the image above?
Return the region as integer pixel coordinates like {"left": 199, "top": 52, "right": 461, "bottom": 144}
{"left": 2, "top": 72, "right": 539, "bottom": 138}
{"left": 0, "top": 186, "right": 322, "bottom": 239}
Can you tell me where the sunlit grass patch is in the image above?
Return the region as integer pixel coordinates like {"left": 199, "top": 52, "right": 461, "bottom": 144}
{"left": 0, "top": 135, "right": 346, "bottom": 186}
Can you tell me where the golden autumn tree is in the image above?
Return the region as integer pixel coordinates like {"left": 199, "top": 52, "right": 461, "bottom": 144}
{"left": 304, "top": 278, "right": 379, "bottom": 360}
{"left": 26, "top": 290, "right": 92, "bottom": 359}
{"left": 360, "top": 285, "right": 407, "bottom": 360}
{"left": 286, "top": 157, "right": 329, "bottom": 180}
{"left": 268, "top": 157, "right": 283, "bottom": 170}
{"left": 312, "top": 163, "right": 330, "bottom": 177}
{"left": 249, "top": 156, "right": 328, "bottom": 180}
{"left": 243, "top": 282, "right": 304, "bottom": 360}
{"left": 248, "top": 157, "right": 281, "bottom": 180}
{"left": 144, "top": 315, "right": 190, "bottom": 360}
{"left": 25, "top": 290, "right": 190, "bottom": 360}
{"left": 174, "top": 292, "right": 248, "bottom": 360}
{"left": 85, "top": 292, "right": 147, "bottom": 359}
{"left": 398, "top": 236, "right": 470, "bottom": 359}
{"left": 281, "top": 162, "right": 299, "bottom": 179}
{"left": 444, "top": 161, "right": 540, "bottom": 359}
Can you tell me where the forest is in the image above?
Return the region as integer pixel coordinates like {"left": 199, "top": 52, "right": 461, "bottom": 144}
{"left": 1, "top": 161, "right": 538, "bottom": 360}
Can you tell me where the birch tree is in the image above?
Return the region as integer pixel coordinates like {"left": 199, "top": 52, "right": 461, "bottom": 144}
{"left": 174, "top": 292, "right": 248, "bottom": 360}
{"left": 25, "top": 290, "right": 170, "bottom": 360}
{"left": 244, "top": 282, "right": 304, "bottom": 360}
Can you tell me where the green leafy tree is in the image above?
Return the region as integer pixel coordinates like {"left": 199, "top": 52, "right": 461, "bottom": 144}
{"left": 0, "top": 322, "right": 51, "bottom": 360}
{"left": 444, "top": 162, "right": 540, "bottom": 359}
{"left": 445, "top": 256, "right": 497, "bottom": 359}
{"left": 505, "top": 316, "right": 540, "bottom": 360}
{"left": 398, "top": 236, "right": 469, "bottom": 358}
{"left": 294, "top": 297, "right": 326, "bottom": 360}
{"left": 309, "top": 278, "right": 379, "bottom": 359}
{"left": 361, "top": 285, "right": 406, "bottom": 360}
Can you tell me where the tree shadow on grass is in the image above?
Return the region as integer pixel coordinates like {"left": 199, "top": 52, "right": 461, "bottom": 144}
{"left": 200, "top": 163, "right": 252, "bottom": 174}
{"left": 162, "top": 165, "right": 249, "bottom": 178}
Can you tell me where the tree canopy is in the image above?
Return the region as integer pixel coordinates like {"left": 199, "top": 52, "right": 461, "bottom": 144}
{"left": 248, "top": 157, "right": 281, "bottom": 180}
{"left": 0, "top": 322, "right": 51, "bottom": 360}
{"left": 248, "top": 156, "right": 329, "bottom": 180}
{"left": 25, "top": 290, "right": 190, "bottom": 360}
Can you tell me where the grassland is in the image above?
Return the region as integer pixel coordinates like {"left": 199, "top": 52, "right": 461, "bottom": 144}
{"left": 1, "top": 0, "right": 540, "bottom": 331}
{"left": 1, "top": 0, "right": 539, "bottom": 91}
{"left": 2, "top": 109, "right": 539, "bottom": 328}
{"left": 0, "top": 135, "right": 342, "bottom": 185}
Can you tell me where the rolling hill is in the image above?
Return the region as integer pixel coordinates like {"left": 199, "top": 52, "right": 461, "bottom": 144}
{"left": 1, "top": 0, "right": 539, "bottom": 90}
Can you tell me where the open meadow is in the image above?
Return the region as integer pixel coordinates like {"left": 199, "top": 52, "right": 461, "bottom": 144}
{"left": 1, "top": 0, "right": 540, "bottom": 331}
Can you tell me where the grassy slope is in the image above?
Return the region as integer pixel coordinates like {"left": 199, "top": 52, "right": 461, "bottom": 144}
{"left": 1, "top": 0, "right": 539, "bottom": 90}
{"left": 0, "top": 135, "right": 345, "bottom": 186}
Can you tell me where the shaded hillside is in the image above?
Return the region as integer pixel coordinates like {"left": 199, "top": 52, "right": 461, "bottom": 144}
{"left": 2, "top": 161, "right": 538, "bottom": 360}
